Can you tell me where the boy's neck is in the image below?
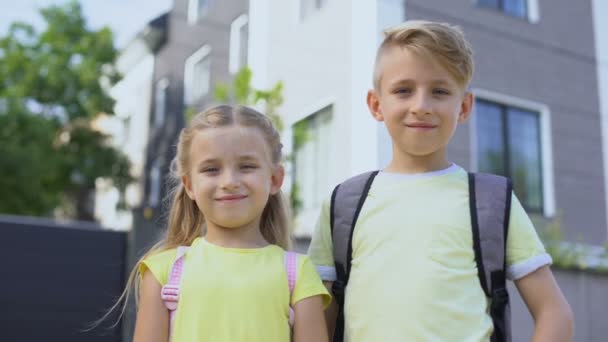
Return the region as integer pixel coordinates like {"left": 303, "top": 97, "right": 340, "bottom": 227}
{"left": 384, "top": 152, "right": 451, "bottom": 174}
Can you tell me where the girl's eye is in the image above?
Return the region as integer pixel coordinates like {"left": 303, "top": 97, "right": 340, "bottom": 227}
{"left": 241, "top": 164, "right": 258, "bottom": 170}
{"left": 433, "top": 88, "right": 450, "bottom": 95}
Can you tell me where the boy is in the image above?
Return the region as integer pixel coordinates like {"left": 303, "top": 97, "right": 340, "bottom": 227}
{"left": 308, "top": 20, "right": 573, "bottom": 341}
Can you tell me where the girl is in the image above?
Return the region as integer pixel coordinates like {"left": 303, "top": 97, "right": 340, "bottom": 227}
{"left": 125, "top": 105, "right": 330, "bottom": 341}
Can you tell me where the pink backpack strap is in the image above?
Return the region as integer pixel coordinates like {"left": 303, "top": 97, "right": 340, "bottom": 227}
{"left": 160, "top": 246, "right": 189, "bottom": 341}
{"left": 285, "top": 251, "right": 298, "bottom": 327}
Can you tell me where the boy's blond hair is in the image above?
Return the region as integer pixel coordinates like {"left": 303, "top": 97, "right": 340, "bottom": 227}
{"left": 373, "top": 20, "right": 474, "bottom": 90}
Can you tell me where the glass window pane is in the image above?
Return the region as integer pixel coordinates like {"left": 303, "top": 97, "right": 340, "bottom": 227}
{"left": 504, "top": 0, "right": 527, "bottom": 18}
{"left": 198, "top": 0, "right": 209, "bottom": 14}
{"left": 477, "top": 0, "right": 500, "bottom": 9}
{"left": 507, "top": 107, "right": 542, "bottom": 211}
{"left": 476, "top": 100, "right": 506, "bottom": 175}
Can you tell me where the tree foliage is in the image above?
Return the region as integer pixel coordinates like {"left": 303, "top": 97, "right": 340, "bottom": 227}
{"left": 0, "top": 1, "right": 132, "bottom": 220}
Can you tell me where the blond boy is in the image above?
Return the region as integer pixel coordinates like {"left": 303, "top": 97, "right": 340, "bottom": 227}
{"left": 308, "top": 20, "right": 573, "bottom": 341}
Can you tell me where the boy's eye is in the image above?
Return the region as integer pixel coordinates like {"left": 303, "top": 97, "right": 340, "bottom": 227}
{"left": 394, "top": 88, "right": 412, "bottom": 95}
{"left": 241, "top": 164, "right": 258, "bottom": 170}
{"left": 433, "top": 88, "right": 450, "bottom": 95}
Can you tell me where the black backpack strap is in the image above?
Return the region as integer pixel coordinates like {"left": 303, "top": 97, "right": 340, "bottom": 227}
{"left": 468, "top": 172, "right": 513, "bottom": 342}
{"left": 330, "top": 171, "right": 379, "bottom": 342}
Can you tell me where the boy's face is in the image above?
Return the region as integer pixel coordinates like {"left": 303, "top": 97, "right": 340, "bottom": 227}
{"left": 368, "top": 46, "right": 473, "bottom": 163}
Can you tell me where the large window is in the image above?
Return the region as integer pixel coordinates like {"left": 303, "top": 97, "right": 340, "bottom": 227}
{"left": 188, "top": 0, "right": 210, "bottom": 24}
{"left": 292, "top": 106, "right": 332, "bottom": 212}
{"left": 229, "top": 14, "right": 249, "bottom": 74}
{"left": 476, "top": 99, "right": 543, "bottom": 212}
{"left": 184, "top": 45, "right": 211, "bottom": 105}
{"left": 148, "top": 158, "right": 162, "bottom": 207}
{"left": 477, "top": 0, "right": 527, "bottom": 19}
{"left": 154, "top": 78, "right": 168, "bottom": 128}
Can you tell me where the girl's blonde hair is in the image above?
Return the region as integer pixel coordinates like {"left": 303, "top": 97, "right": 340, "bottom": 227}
{"left": 100, "top": 104, "right": 290, "bottom": 326}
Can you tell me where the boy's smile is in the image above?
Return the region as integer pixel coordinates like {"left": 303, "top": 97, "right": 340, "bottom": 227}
{"left": 367, "top": 46, "right": 473, "bottom": 172}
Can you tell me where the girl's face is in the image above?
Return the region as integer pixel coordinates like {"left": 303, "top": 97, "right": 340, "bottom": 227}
{"left": 182, "top": 125, "right": 284, "bottom": 233}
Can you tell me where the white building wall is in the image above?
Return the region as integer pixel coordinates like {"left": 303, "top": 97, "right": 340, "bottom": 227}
{"left": 592, "top": 0, "right": 608, "bottom": 236}
{"left": 250, "top": 0, "right": 405, "bottom": 236}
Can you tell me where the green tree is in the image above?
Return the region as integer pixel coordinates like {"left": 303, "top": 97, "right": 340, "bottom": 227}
{"left": 0, "top": 1, "right": 132, "bottom": 220}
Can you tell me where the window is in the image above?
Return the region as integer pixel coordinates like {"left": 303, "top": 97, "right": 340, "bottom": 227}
{"left": 184, "top": 45, "right": 211, "bottom": 105}
{"left": 229, "top": 14, "right": 249, "bottom": 74}
{"left": 188, "top": 0, "right": 210, "bottom": 24}
{"left": 154, "top": 78, "right": 168, "bottom": 128}
{"left": 300, "top": 0, "right": 327, "bottom": 20}
{"left": 148, "top": 159, "right": 162, "bottom": 207}
{"left": 475, "top": 99, "right": 543, "bottom": 212}
{"left": 292, "top": 106, "right": 332, "bottom": 212}
{"left": 477, "top": 0, "right": 527, "bottom": 19}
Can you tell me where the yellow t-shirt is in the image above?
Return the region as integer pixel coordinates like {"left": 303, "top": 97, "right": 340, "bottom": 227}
{"left": 141, "top": 237, "right": 331, "bottom": 342}
{"left": 308, "top": 165, "right": 552, "bottom": 342}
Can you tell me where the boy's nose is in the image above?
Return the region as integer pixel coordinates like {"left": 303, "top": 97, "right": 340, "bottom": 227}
{"left": 410, "top": 93, "right": 432, "bottom": 115}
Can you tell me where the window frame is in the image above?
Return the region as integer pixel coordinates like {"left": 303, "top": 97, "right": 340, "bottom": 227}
{"left": 475, "top": 0, "right": 540, "bottom": 22}
{"left": 183, "top": 45, "right": 212, "bottom": 106}
{"left": 229, "top": 14, "right": 249, "bottom": 74}
{"left": 188, "top": 0, "right": 211, "bottom": 25}
{"left": 470, "top": 88, "right": 554, "bottom": 217}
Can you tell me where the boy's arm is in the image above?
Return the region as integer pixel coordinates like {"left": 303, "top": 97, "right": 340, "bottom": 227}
{"left": 515, "top": 265, "right": 573, "bottom": 342}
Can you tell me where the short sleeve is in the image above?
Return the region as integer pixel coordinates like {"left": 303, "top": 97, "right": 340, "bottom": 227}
{"left": 506, "top": 193, "right": 553, "bottom": 280}
{"left": 139, "top": 248, "right": 177, "bottom": 285}
{"left": 291, "top": 255, "right": 332, "bottom": 308}
{"left": 307, "top": 197, "right": 337, "bottom": 281}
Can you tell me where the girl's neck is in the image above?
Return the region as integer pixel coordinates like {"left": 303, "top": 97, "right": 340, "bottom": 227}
{"left": 204, "top": 220, "right": 269, "bottom": 249}
{"left": 385, "top": 150, "right": 450, "bottom": 174}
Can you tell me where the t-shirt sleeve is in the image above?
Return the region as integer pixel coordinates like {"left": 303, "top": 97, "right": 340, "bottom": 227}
{"left": 506, "top": 193, "right": 553, "bottom": 280}
{"left": 291, "top": 255, "right": 332, "bottom": 308}
{"left": 139, "top": 248, "right": 177, "bottom": 285}
{"left": 307, "top": 197, "right": 337, "bottom": 281}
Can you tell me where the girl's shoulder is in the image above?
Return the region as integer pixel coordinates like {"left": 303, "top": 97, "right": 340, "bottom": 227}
{"left": 139, "top": 247, "right": 180, "bottom": 285}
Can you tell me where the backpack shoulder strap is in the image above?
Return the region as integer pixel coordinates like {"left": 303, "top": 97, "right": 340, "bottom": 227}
{"left": 468, "top": 172, "right": 512, "bottom": 342}
{"left": 160, "top": 246, "right": 189, "bottom": 341}
{"left": 330, "top": 170, "right": 379, "bottom": 342}
{"left": 285, "top": 251, "right": 298, "bottom": 327}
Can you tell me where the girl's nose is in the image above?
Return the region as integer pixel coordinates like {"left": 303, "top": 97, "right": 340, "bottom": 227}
{"left": 220, "top": 170, "right": 240, "bottom": 190}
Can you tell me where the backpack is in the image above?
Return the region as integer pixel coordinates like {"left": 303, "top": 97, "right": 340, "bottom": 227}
{"left": 160, "top": 246, "right": 299, "bottom": 340}
{"left": 330, "top": 171, "right": 512, "bottom": 342}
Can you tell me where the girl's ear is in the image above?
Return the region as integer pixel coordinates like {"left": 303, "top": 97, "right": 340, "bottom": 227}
{"left": 270, "top": 165, "right": 285, "bottom": 195}
{"left": 182, "top": 175, "right": 195, "bottom": 199}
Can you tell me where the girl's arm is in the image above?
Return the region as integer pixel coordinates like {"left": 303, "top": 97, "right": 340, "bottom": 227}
{"left": 515, "top": 265, "right": 574, "bottom": 342}
{"left": 322, "top": 281, "right": 338, "bottom": 339}
{"left": 133, "top": 270, "right": 169, "bottom": 342}
{"left": 293, "top": 294, "right": 329, "bottom": 342}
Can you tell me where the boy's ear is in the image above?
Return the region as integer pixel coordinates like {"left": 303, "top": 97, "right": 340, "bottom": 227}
{"left": 182, "top": 175, "right": 195, "bottom": 199}
{"left": 458, "top": 91, "right": 474, "bottom": 123}
{"left": 270, "top": 165, "right": 285, "bottom": 195}
{"left": 367, "top": 89, "right": 384, "bottom": 122}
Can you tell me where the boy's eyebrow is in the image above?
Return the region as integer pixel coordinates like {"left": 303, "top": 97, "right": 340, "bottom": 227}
{"left": 388, "top": 78, "right": 455, "bottom": 87}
